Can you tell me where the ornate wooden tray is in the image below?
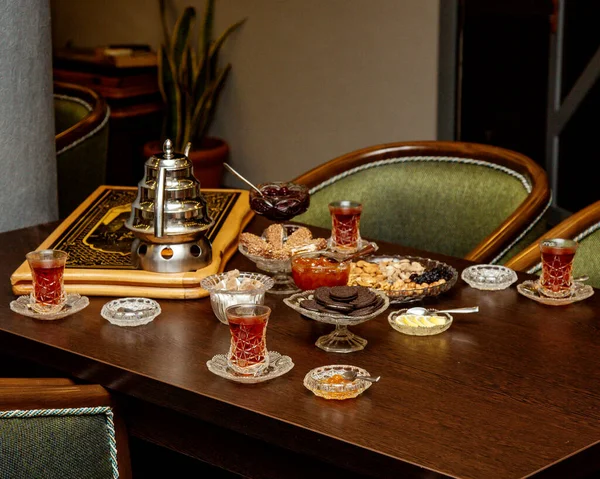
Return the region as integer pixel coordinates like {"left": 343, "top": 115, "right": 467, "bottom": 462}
{"left": 10, "top": 185, "right": 253, "bottom": 299}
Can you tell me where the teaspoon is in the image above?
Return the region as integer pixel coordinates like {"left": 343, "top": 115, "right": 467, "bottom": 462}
{"left": 405, "top": 306, "right": 479, "bottom": 316}
{"left": 223, "top": 163, "right": 274, "bottom": 207}
{"left": 341, "top": 371, "right": 381, "bottom": 383}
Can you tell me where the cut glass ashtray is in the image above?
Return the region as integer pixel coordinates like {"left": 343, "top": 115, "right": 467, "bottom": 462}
{"left": 10, "top": 293, "right": 89, "bottom": 321}
{"left": 461, "top": 264, "right": 518, "bottom": 291}
{"left": 101, "top": 297, "right": 161, "bottom": 326}
{"left": 303, "top": 365, "right": 373, "bottom": 400}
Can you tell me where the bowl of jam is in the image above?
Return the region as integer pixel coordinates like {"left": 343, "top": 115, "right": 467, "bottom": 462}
{"left": 303, "top": 365, "right": 373, "bottom": 400}
{"left": 249, "top": 182, "right": 310, "bottom": 222}
{"left": 291, "top": 251, "right": 351, "bottom": 290}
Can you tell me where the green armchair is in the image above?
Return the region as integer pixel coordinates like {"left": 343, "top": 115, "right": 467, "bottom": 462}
{"left": 506, "top": 199, "right": 600, "bottom": 289}
{"left": 0, "top": 378, "right": 131, "bottom": 478}
{"left": 293, "top": 141, "right": 552, "bottom": 264}
{"left": 54, "top": 81, "right": 110, "bottom": 219}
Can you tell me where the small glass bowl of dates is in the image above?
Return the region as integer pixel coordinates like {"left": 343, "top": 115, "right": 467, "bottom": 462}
{"left": 201, "top": 270, "right": 274, "bottom": 324}
{"left": 249, "top": 181, "right": 310, "bottom": 222}
{"left": 291, "top": 250, "right": 351, "bottom": 290}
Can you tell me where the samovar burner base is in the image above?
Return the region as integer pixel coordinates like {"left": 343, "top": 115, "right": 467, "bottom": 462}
{"left": 132, "top": 237, "right": 212, "bottom": 273}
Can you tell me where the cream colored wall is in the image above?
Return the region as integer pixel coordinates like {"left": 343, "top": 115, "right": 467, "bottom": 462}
{"left": 51, "top": 0, "right": 439, "bottom": 186}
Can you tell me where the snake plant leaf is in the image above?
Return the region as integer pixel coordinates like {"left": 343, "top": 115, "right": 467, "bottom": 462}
{"left": 158, "top": 44, "right": 183, "bottom": 148}
{"left": 171, "top": 6, "right": 196, "bottom": 75}
{"left": 159, "top": 0, "right": 171, "bottom": 50}
{"left": 200, "top": 0, "right": 215, "bottom": 63}
{"left": 208, "top": 18, "right": 246, "bottom": 77}
{"left": 191, "top": 65, "right": 231, "bottom": 144}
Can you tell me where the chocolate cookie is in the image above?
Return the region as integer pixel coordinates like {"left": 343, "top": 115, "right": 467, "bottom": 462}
{"left": 314, "top": 287, "right": 333, "bottom": 306}
{"left": 299, "top": 299, "right": 320, "bottom": 312}
{"left": 321, "top": 301, "right": 354, "bottom": 313}
{"left": 329, "top": 285, "right": 359, "bottom": 302}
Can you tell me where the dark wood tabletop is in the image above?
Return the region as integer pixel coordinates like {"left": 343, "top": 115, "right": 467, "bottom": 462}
{"left": 1, "top": 217, "right": 600, "bottom": 479}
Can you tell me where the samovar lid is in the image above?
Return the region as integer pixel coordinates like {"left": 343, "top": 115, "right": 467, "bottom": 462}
{"left": 146, "top": 139, "right": 190, "bottom": 169}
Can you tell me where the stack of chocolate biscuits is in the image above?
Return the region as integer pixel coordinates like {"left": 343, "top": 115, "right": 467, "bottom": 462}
{"left": 300, "top": 285, "right": 385, "bottom": 317}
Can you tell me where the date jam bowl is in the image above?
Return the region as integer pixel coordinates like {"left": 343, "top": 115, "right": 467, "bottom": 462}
{"left": 249, "top": 182, "right": 310, "bottom": 222}
{"left": 291, "top": 251, "right": 351, "bottom": 290}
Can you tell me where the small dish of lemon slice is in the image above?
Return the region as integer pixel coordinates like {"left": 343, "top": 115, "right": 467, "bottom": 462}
{"left": 388, "top": 309, "right": 452, "bottom": 336}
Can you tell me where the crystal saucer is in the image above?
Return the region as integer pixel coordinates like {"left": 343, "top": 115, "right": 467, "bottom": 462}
{"left": 101, "top": 297, "right": 161, "bottom": 327}
{"left": 9, "top": 293, "right": 90, "bottom": 320}
{"left": 517, "top": 279, "right": 594, "bottom": 306}
{"left": 206, "top": 351, "right": 294, "bottom": 384}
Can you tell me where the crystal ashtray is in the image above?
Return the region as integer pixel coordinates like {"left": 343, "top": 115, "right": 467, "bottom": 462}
{"left": 206, "top": 351, "right": 294, "bottom": 384}
{"left": 10, "top": 293, "right": 89, "bottom": 321}
{"left": 388, "top": 309, "right": 453, "bottom": 336}
{"left": 303, "top": 365, "right": 373, "bottom": 400}
{"left": 101, "top": 297, "right": 161, "bottom": 326}
{"left": 517, "top": 279, "right": 594, "bottom": 306}
{"left": 201, "top": 271, "right": 274, "bottom": 324}
{"left": 349, "top": 255, "right": 458, "bottom": 304}
{"left": 461, "top": 264, "right": 518, "bottom": 291}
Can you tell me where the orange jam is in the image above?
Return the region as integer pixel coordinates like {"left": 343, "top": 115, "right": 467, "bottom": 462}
{"left": 291, "top": 255, "right": 350, "bottom": 290}
{"left": 323, "top": 374, "right": 351, "bottom": 385}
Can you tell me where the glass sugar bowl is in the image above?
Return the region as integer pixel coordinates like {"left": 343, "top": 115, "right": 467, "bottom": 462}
{"left": 201, "top": 271, "right": 274, "bottom": 324}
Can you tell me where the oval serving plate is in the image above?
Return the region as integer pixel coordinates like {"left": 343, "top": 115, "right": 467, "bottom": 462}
{"left": 348, "top": 255, "right": 458, "bottom": 304}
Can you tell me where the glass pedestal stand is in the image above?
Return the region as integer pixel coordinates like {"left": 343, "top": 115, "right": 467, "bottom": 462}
{"left": 238, "top": 244, "right": 300, "bottom": 296}
{"left": 315, "top": 324, "right": 368, "bottom": 353}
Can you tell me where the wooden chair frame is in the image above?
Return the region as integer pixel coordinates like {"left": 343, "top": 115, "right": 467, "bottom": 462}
{"left": 293, "top": 141, "right": 551, "bottom": 264}
{"left": 0, "top": 379, "right": 131, "bottom": 479}
{"left": 54, "top": 81, "right": 109, "bottom": 154}
{"left": 506, "top": 199, "right": 600, "bottom": 273}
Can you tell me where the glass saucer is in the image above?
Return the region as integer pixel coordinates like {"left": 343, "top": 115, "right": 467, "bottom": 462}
{"left": 517, "top": 279, "right": 594, "bottom": 306}
{"left": 206, "top": 351, "right": 294, "bottom": 384}
{"left": 9, "top": 293, "right": 89, "bottom": 321}
{"left": 101, "top": 297, "right": 161, "bottom": 326}
{"left": 461, "top": 264, "right": 518, "bottom": 291}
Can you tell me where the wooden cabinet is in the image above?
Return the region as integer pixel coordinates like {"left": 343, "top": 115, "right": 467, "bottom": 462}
{"left": 53, "top": 53, "right": 163, "bottom": 186}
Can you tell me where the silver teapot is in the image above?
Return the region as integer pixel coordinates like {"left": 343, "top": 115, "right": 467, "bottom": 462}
{"left": 125, "top": 139, "right": 214, "bottom": 273}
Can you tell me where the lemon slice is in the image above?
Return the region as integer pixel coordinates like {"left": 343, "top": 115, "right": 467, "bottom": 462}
{"left": 429, "top": 315, "right": 446, "bottom": 325}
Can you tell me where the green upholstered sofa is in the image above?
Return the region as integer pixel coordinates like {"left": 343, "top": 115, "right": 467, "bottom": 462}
{"left": 293, "top": 141, "right": 552, "bottom": 265}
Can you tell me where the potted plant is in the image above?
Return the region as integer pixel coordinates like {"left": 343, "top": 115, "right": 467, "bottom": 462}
{"left": 144, "top": 0, "right": 246, "bottom": 187}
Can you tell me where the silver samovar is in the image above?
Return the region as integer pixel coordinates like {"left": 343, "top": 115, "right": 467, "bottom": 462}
{"left": 125, "top": 139, "right": 214, "bottom": 273}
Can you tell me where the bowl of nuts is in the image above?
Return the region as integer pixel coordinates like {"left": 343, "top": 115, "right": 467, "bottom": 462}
{"left": 348, "top": 255, "right": 458, "bottom": 304}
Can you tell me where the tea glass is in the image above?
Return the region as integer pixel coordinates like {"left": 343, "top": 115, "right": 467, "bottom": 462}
{"left": 26, "top": 249, "right": 68, "bottom": 314}
{"left": 539, "top": 238, "right": 578, "bottom": 298}
{"left": 328, "top": 201, "right": 363, "bottom": 253}
{"left": 226, "top": 304, "right": 270, "bottom": 375}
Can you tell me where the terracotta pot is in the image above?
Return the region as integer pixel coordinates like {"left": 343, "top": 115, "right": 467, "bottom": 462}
{"left": 143, "top": 137, "right": 229, "bottom": 188}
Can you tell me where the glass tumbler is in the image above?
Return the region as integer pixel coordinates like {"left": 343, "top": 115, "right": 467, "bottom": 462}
{"left": 26, "top": 249, "right": 68, "bottom": 313}
{"left": 225, "top": 304, "right": 271, "bottom": 375}
{"left": 539, "top": 238, "right": 578, "bottom": 298}
{"left": 328, "top": 200, "right": 363, "bottom": 253}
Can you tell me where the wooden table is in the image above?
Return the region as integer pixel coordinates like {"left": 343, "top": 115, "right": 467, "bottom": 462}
{"left": 2, "top": 218, "right": 600, "bottom": 479}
